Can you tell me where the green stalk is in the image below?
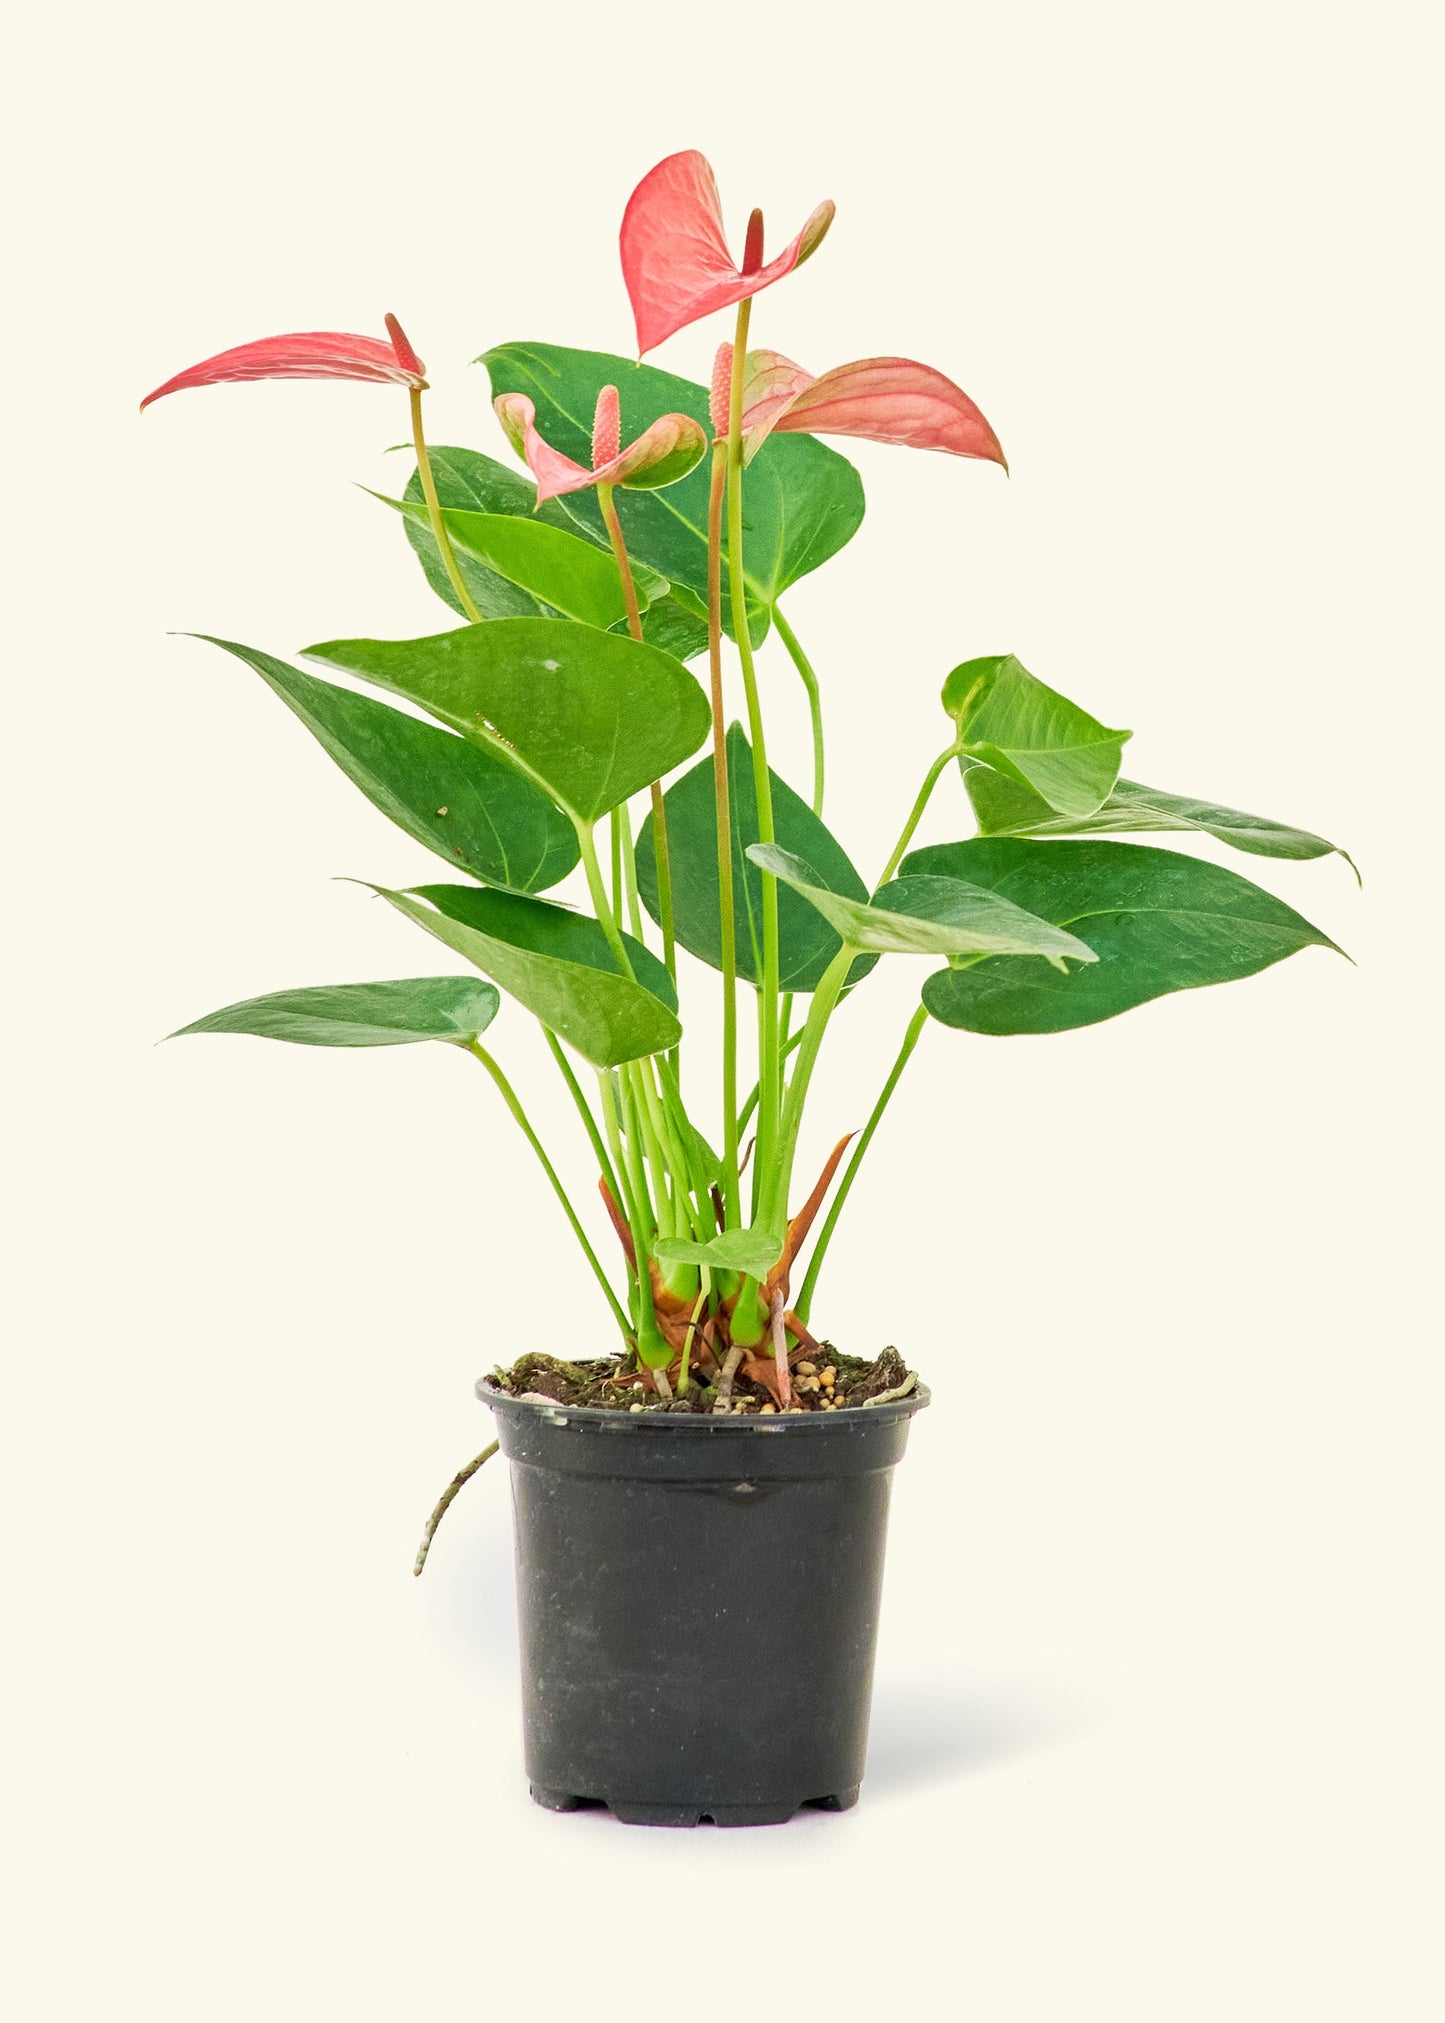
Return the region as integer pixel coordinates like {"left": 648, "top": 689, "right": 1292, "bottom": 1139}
{"left": 655, "top": 1063, "right": 719, "bottom": 1242}
{"left": 624, "top": 1063, "right": 671, "bottom": 1235}
{"left": 408, "top": 387, "right": 483, "bottom": 625}
{"left": 630, "top": 1060, "right": 690, "bottom": 1239}
{"left": 737, "top": 1025, "right": 806, "bottom": 1138}
{"left": 466, "top": 1042, "right": 628, "bottom": 1337}
{"left": 725, "top": 299, "right": 782, "bottom": 1204}
{"left": 771, "top": 604, "right": 825, "bottom": 816}
{"left": 576, "top": 820, "right": 637, "bottom": 977}
{"left": 705, "top": 442, "right": 740, "bottom": 1227}
{"left": 542, "top": 1028, "right": 620, "bottom": 1204}
{"left": 762, "top": 944, "right": 855, "bottom": 1234}
{"left": 650, "top": 1057, "right": 710, "bottom": 1223}
{"left": 762, "top": 740, "right": 966, "bottom": 1227}
{"left": 606, "top": 1068, "right": 671, "bottom": 1367}
{"left": 794, "top": 1005, "right": 928, "bottom": 1323}
{"left": 598, "top": 1069, "right": 644, "bottom": 1233}
{"left": 615, "top": 1064, "right": 660, "bottom": 1234}
{"left": 878, "top": 738, "right": 966, "bottom": 886}
{"left": 598, "top": 481, "right": 677, "bottom": 985}
{"left": 615, "top": 798, "right": 645, "bottom": 940}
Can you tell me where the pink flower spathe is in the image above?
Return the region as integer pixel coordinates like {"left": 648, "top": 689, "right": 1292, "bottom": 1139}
{"left": 141, "top": 314, "right": 427, "bottom": 410}
{"left": 621, "top": 151, "right": 834, "bottom": 356}
{"left": 712, "top": 346, "right": 1007, "bottom": 471}
{"left": 494, "top": 385, "right": 708, "bottom": 506}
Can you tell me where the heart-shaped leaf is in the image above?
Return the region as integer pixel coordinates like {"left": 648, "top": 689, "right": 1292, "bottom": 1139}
{"left": 943, "top": 654, "right": 1131, "bottom": 817}
{"left": 366, "top": 882, "right": 680, "bottom": 1067}
{"left": 652, "top": 1227, "right": 784, "bottom": 1275}
{"left": 399, "top": 443, "right": 580, "bottom": 618}
{"left": 196, "top": 637, "right": 578, "bottom": 893}
{"left": 411, "top": 883, "right": 676, "bottom": 1012}
{"left": 400, "top": 444, "right": 708, "bottom": 658}
{"left": 961, "top": 760, "right": 1358, "bottom": 877}
{"left": 304, "top": 618, "right": 712, "bottom": 824}
{"left": 382, "top": 495, "right": 669, "bottom": 630}
{"left": 481, "top": 344, "right": 865, "bottom": 646}
{"left": 170, "top": 976, "right": 500, "bottom": 1047}
{"left": 905, "top": 837, "right": 1344, "bottom": 1034}
{"left": 635, "top": 724, "right": 879, "bottom": 992}
{"left": 748, "top": 844, "right": 1098, "bottom": 968}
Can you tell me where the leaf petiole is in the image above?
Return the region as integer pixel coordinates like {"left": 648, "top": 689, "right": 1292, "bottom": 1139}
{"left": 794, "top": 1004, "right": 928, "bottom": 1322}
{"left": 466, "top": 1041, "right": 628, "bottom": 1336}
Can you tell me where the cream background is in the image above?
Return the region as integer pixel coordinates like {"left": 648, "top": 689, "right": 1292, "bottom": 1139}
{"left": 4, "top": 2, "right": 1441, "bottom": 2016}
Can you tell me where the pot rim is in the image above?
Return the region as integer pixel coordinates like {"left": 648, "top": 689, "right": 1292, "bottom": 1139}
{"left": 476, "top": 1373, "right": 930, "bottom": 1432}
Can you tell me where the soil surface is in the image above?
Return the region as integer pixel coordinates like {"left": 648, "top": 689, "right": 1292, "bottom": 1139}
{"left": 487, "top": 1346, "right": 916, "bottom": 1415}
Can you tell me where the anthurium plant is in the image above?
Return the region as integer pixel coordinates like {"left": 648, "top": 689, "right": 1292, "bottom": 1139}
{"left": 145, "top": 150, "right": 1351, "bottom": 1467}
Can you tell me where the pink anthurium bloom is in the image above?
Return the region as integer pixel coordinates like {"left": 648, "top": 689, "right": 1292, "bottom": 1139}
{"left": 621, "top": 150, "right": 834, "bottom": 356}
{"left": 494, "top": 384, "right": 708, "bottom": 506}
{"left": 710, "top": 344, "right": 1008, "bottom": 471}
{"left": 140, "top": 313, "right": 427, "bottom": 409}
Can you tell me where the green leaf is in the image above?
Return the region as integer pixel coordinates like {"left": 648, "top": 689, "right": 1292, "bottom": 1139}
{"left": 399, "top": 444, "right": 580, "bottom": 619}
{"left": 961, "top": 760, "right": 1358, "bottom": 878}
{"left": 481, "top": 344, "right": 865, "bottom": 645}
{"left": 195, "top": 637, "right": 578, "bottom": 893}
{"left": 636, "top": 723, "right": 879, "bottom": 993}
{"left": 943, "top": 654, "right": 1131, "bottom": 817}
{"left": 411, "top": 884, "right": 676, "bottom": 1012}
{"left": 749, "top": 844, "right": 1099, "bottom": 969}
{"left": 634, "top": 593, "right": 709, "bottom": 663}
{"left": 171, "top": 976, "right": 500, "bottom": 1048}
{"left": 381, "top": 494, "right": 670, "bottom": 631}
{"left": 905, "top": 837, "right": 1344, "bottom": 1034}
{"left": 365, "top": 883, "right": 680, "bottom": 1068}
{"left": 400, "top": 444, "right": 709, "bottom": 658}
{"left": 652, "top": 1228, "right": 784, "bottom": 1275}
{"left": 303, "top": 617, "right": 712, "bottom": 825}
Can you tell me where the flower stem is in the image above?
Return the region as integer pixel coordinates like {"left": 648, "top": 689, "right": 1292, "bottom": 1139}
{"left": 408, "top": 387, "right": 483, "bottom": 624}
{"left": 466, "top": 1041, "right": 628, "bottom": 1336}
{"left": 725, "top": 300, "right": 782, "bottom": 1205}
{"left": 596, "top": 482, "right": 643, "bottom": 636}
{"left": 794, "top": 1004, "right": 928, "bottom": 1324}
{"left": 706, "top": 441, "right": 740, "bottom": 1228}
{"left": 598, "top": 481, "right": 677, "bottom": 990}
{"left": 771, "top": 604, "right": 825, "bottom": 816}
